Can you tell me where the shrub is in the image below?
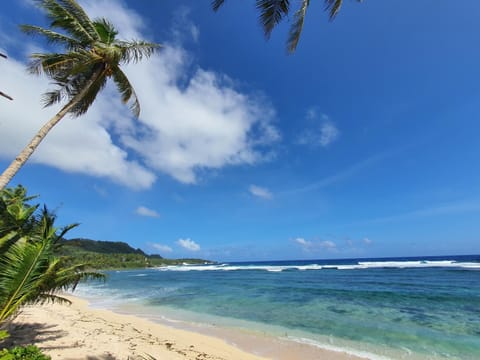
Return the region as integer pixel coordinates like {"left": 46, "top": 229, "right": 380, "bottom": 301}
{"left": 0, "top": 345, "right": 50, "bottom": 360}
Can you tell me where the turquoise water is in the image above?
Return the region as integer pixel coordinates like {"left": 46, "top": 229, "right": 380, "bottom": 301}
{"left": 76, "top": 255, "right": 480, "bottom": 359}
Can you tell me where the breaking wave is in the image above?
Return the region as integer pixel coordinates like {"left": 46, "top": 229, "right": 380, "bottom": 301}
{"left": 154, "top": 260, "right": 480, "bottom": 272}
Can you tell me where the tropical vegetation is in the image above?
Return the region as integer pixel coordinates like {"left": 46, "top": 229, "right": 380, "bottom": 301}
{"left": 0, "top": 345, "right": 50, "bottom": 360}
{"left": 212, "top": 0, "right": 362, "bottom": 52}
{"left": 0, "top": 185, "right": 103, "bottom": 327}
{"left": 59, "top": 238, "right": 211, "bottom": 270}
{"left": 0, "top": 0, "right": 161, "bottom": 190}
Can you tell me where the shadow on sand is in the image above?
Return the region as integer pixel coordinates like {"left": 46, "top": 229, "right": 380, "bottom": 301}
{"left": 1, "top": 321, "right": 144, "bottom": 359}
{"left": 2, "top": 321, "right": 67, "bottom": 348}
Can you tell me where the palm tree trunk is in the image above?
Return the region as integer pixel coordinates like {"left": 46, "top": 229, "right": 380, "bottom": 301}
{"left": 0, "top": 68, "right": 103, "bottom": 190}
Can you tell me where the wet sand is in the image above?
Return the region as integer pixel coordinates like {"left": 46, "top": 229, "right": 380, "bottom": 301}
{"left": 4, "top": 295, "right": 367, "bottom": 360}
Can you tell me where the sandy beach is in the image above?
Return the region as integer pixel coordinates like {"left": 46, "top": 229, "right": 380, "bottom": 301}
{"left": 3, "top": 295, "right": 367, "bottom": 360}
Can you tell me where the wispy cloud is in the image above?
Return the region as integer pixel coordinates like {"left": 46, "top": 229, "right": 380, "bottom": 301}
{"left": 305, "top": 107, "right": 318, "bottom": 120}
{"left": 296, "top": 109, "right": 339, "bottom": 148}
{"left": 169, "top": 6, "right": 200, "bottom": 43}
{"left": 93, "top": 184, "right": 108, "bottom": 197}
{"left": 294, "top": 237, "right": 311, "bottom": 247}
{"left": 151, "top": 243, "right": 173, "bottom": 253}
{"left": 293, "top": 237, "right": 337, "bottom": 252}
{"left": 363, "top": 237, "right": 373, "bottom": 245}
{"left": 135, "top": 206, "right": 160, "bottom": 218}
{"left": 177, "top": 238, "right": 200, "bottom": 251}
{"left": 0, "top": 0, "right": 279, "bottom": 189}
{"left": 249, "top": 185, "right": 273, "bottom": 200}
{"left": 282, "top": 152, "right": 391, "bottom": 195}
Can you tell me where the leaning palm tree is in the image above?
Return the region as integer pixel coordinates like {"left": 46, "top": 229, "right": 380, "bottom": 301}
{"left": 212, "top": 0, "right": 362, "bottom": 53}
{"left": 0, "top": 0, "right": 160, "bottom": 190}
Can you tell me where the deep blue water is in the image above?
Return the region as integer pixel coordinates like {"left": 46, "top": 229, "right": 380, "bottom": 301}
{"left": 76, "top": 255, "right": 480, "bottom": 359}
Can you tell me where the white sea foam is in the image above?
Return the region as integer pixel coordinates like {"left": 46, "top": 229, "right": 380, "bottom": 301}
{"left": 154, "top": 260, "right": 479, "bottom": 272}
{"left": 286, "top": 336, "right": 393, "bottom": 360}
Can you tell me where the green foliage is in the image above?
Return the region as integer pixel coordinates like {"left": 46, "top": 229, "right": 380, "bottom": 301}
{"left": 0, "top": 331, "right": 8, "bottom": 341}
{"left": 0, "top": 186, "right": 104, "bottom": 325}
{"left": 58, "top": 238, "right": 210, "bottom": 270}
{"left": 61, "top": 238, "right": 147, "bottom": 255}
{"left": 0, "top": 345, "right": 50, "bottom": 360}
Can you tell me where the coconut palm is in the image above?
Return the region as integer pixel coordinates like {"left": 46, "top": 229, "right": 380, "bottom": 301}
{"left": 0, "top": 0, "right": 160, "bottom": 190}
{"left": 0, "top": 185, "right": 104, "bottom": 325}
{"left": 212, "top": 0, "right": 362, "bottom": 53}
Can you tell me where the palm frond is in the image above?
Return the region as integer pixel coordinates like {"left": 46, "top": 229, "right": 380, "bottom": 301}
{"left": 20, "top": 25, "right": 81, "bottom": 49}
{"left": 0, "top": 185, "right": 37, "bottom": 205}
{"left": 112, "top": 67, "right": 140, "bottom": 118}
{"left": 287, "top": 0, "right": 309, "bottom": 53}
{"left": 58, "top": 0, "right": 99, "bottom": 38}
{"left": 0, "top": 237, "right": 51, "bottom": 322}
{"left": 68, "top": 65, "right": 108, "bottom": 116}
{"left": 41, "top": 87, "right": 66, "bottom": 108}
{"left": 211, "top": 0, "right": 226, "bottom": 12}
{"left": 54, "top": 264, "right": 105, "bottom": 292}
{"left": 0, "top": 232, "right": 21, "bottom": 256}
{"left": 34, "top": 0, "right": 98, "bottom": 43}
{"left": 325, "top": 0, "right": 363, "bottom": 21}
{"left": 22, "top": 0, "right": 159, "bottom": 119}
{"left": 27, "top": 52, "right": 89, "bottom": 76}
{"left": 256, "top": 0, "right": 290, "bottom": 39}
{"left": 117, "top": 40, "right": 161, "bottom": 64}
{"left": 0, "top": 193, "right": 104, "bottom": 324}
{"left": 93, "top": 18, "right": 118, "bottom": 45}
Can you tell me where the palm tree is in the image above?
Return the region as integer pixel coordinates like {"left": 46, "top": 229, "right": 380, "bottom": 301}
{"left": 212, "top": 0, "right": 362, "bottom": 53}
{"left": 0, "top": 53, "right": 13, "bottom": 101}
{"left": 0, "top": 185, "right": 104, "bottom": 325}
{"left": 0, "top": 0, "right": 160, "bottom": 190}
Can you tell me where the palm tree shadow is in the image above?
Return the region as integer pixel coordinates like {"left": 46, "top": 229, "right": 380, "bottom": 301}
{"left": 2, "top": 322, "right": 122, "bottom": 360}
{"left": 2, "top": 321, "right": 67, "bottom": 348}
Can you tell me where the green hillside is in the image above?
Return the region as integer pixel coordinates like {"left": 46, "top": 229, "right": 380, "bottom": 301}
{"left": 58, "top": 238, "right": 211, "bottom": 270}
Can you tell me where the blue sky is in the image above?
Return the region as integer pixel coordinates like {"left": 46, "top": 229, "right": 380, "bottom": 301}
{"left": 1, "top": 0, "right": 480, "bottom": 261}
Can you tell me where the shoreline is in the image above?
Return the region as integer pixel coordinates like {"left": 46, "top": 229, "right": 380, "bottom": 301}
{"left": 4, "top": 294, "right": 368, "bottom": 360}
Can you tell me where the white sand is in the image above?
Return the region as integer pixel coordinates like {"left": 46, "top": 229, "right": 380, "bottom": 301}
{"left": 3, "top": 295, "right": 367, "bottom": 360}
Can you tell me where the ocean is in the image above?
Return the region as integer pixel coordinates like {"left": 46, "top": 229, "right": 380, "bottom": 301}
{"left": 75, "top": 255, "right": 480, "bottom": 359}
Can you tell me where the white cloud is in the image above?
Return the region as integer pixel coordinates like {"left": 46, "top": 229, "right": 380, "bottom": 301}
{"left": 167, "top": 6, "right": 200, "bottom": 43}
{"left": 0, "top": 0, "right": 278, "bottom": 189}
{"left": 297, "top": 109, "right": 339, "bottom": 148}
{"left": 318, "top": 122, "right": 340, "bottom": 147}
{"left": 294, "top": 237, "right": 336, "bottom": 252}
{"left": 363, "top": 237, "right": 373, "bottom": 245}
{"left": 177, "top": 238, "right": 200, "bottom": 251}
{"left": 249, "top": 185, "right": 273, "bottom": 200}
{"left": 135, "top": 206, "right": 160, "bottom": 218}
{"left": 190, "top": 25, "right": 200, "bottom": 43}
{"left": 294, "top": 237, "right": 313, "bottom": 251}
{"left": 294, "top": 237, "right": 311, "bottom": 246}
{"left": 319, "top": 240, "right": 336, "bottom": 249}
{"left": 305, "top": 107, "right": 317, "bottom": 120}
{"left": 151, "top": 243, "right": 173, "bottom": 253}
{"left": 0, "top": 55, "right": 155, "bottom": 189}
